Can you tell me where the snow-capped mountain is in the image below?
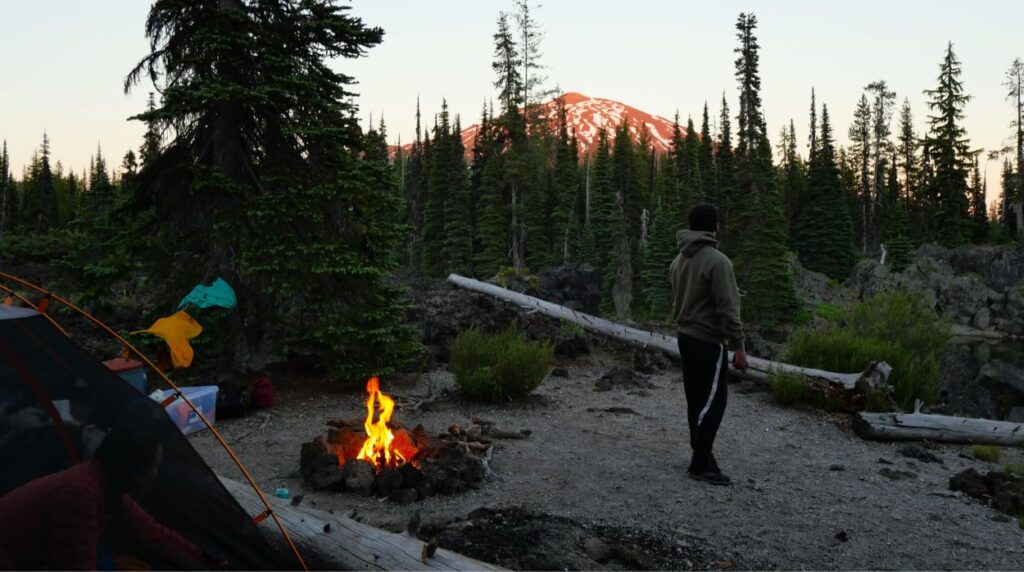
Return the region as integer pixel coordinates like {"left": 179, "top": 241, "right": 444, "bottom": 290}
{"left": 399, "top": 92, "right": 680, "bottom": 158}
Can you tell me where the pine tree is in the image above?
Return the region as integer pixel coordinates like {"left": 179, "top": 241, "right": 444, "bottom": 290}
{"left": 642, "top": 155, "right": 680, "bottom": 320}
{"left": 682, "top": 116, "right": 703, "bottom": 212}
{"left": 849, "top": 93, "right": 872, "bottom": 254}
{"left": 552, "top": 96, "right": 579, "bottom": 264}
{"left": 698, "top": 102, "right": 716, "bottom": 204}
{"left": 793, "top": 103, "right": 856, "bottom": 280}
{"left": 0, "top": 141, "right": 9, "bottom": 239}
{"left": 140, "top": 92, "right": 162, "bottom": 167}
{"left": 716, "top": 95, "right": 737, "bottom": 252}
{"left": 590, "top": 128, "right": 615, "bottom": 271}
{"left": 33, "top": 133, "right": 58, "bottom": 234}
{"left": 444, "top": 115, "right": 472, "bottom": 275}
{"left": 1004, "top": 58, "right": 1024, "bottom": 236}
{"left": 513, "top": 0, "right": 547, "bottom": 110}
{"left": 422, "top": 101, "right": 453, "bottom": 276}
{"left": 779, "top": 119, "right": 807, "bottom": 245}
{"left": 866, "top": 80, "right": 897, "bottom": 254}
{"left": 469, "top": 101, "right": 493, "bottom": 271}
{"left": 923, "top": 42, "right": 973, "bottom": 247}
{"left": 968, "top": 151, "right": 989, "bottom": 243}
{"left": 406, "top": 98, "right": 427, "bottom": 267}
{"left": 669, "top": 112, "right": 687, "bottom": 222}
{"left": 122, "top": 0, "right": 420, "bottom": 381}
{"left": 896, "top": 99, "right": 919, "bottom": 218}
{"left": 731, "top": 13, "right": 799, "bottom": 323}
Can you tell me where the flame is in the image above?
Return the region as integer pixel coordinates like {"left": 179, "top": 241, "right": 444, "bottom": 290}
{"left": 356, "top": 377, "right": 409, "bottom": 471}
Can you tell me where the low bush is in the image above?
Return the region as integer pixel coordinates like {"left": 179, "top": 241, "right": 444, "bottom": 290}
{"left": 786, "top": 291, "right": 950, "bottom": 411}
{"left": 1003, "top": 463, "right": 1024, "bottom": 475}
{"left": 449, "top": 323, "right": 553, "bottom": 401}
{"left": 971, "top": 445, "right": 1002, "bottom": 463}
{"left": 770, "top": 370, "right": 808, "bottom": 406}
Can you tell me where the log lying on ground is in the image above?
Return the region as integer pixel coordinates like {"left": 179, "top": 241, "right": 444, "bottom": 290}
{"left": 854, "top": 411, "right": 1024, "bottom": 446}
{"left": 447, "top": 274, "right": 892, "bottom": 401}
{"left": 220, "top": 477, "right": 504, "bottom": 571}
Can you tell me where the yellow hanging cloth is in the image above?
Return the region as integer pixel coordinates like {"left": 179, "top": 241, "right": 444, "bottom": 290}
{"left": 131, "top": 310, "right": 203, "bottom": 369}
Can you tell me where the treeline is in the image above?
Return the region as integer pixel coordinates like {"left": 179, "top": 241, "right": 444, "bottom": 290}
{"left": 3, "top": 5, "right": 1023, "bottom": 338}
{"left": 397, "top": 7, "right": 1024, "bottom": 325}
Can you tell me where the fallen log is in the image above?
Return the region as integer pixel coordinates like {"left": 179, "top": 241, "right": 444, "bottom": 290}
{"left": 219, "top": 477, "right": 504, "bottom": 571}
{"left": 854, "top": 408, "right": 1024, "bottom": 446}
{"left": 447, "top": 273, "right": 892, "bottom": 400}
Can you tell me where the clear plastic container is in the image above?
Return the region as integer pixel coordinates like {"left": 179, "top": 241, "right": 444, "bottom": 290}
{"left": 162, "top": 385, "right": 218, "bottom": 435}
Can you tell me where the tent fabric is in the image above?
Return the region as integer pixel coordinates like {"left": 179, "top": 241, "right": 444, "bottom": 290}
{"left": 131, "top": 310, "right": 203, "bottom": 369}
{"left": 178, "top": 278, "right": 237, "bottom": 311}
{"left": 0, "top": 307, "right": 292, "bottom": 570}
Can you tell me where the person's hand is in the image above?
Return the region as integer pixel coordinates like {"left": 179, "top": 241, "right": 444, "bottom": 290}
{"left": 731, "top": 350, "right": 748, "bottom": 371}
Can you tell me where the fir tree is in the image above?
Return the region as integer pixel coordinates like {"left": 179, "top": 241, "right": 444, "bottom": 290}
{"left": 552, "top": 96, "right": 579, "bottom": 263}
{"left": 123, "top": 0, "right": 420, "bottom": 382}
{"left": 35, "top": 132, "right": 58, "bottom": 233}
{"left": 642, "top": 155, "right": 680, "bottom": 321}
{"left": 0, "top": 141, "right": 9, "bottom": 239}
{"left": 698, "top": 102, "right": 716, "bottom": 204}
{"left": 731, "top": 13, "right": 800, "bottom": 323}
{"left": 590, "top": 128, "right": 615, "bottom": 271}
{"left": 422, "top": 101, "right": 453, "bottom": 276}
{"left": 849, "top": 93, "right": 872, "bottom": 254}
{"left": 444, "top": 115, "right": 472, "bottom": 275}
{"left": 896, "top": 98, "right": 919, "bottom": 216}
{"left": 406, "top": 98, "right": 427, "bottom": 267}
{"left": 682, "top": 116, "right": 703, "bottom": 212}
{"left": 1004, "top": 58, "right": 1024, "bottom": 236}
{"left": 968, "top": 151, "right": 989, "bottom": 243}
{"left": 866, "top": 80, "right": 897, "bottom": 253}
{"left": 793, "top": 103, "right": 856, "bottom": 280}
{"left": 140, "top": 92, "right": 162, "bottom": 166}
{"left": 716, "top": 95, "right": 737, "bottom": 252}
{"left": 779, "top": 119, "right": 807, "bottom": 245}
{"left": 923, "top": 42, "right": 973, "bottom": 247}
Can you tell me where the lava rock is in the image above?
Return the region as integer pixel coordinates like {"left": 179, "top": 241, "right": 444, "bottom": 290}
{"left": 879, "top": 468, "right": 917, "bottom": 480}
{"left": 898, "top": 445, "right": 943, "bottom": 464}
{"left": 342, "top": 460, "right": 376, "bottom": 496}
{"left": 633, "top": 348, "right": 671, "bottom": 374}
{"left": 376, "top": 467, "right": 405, "bottom": 497}
{"left": 582, "top": 537, "right": 611, "bottom": 562}
{"left": 389, "top": 488, "right": 419, "bottom": 505}
{"left": 950, "top": 468, "right": 1024, "bottom": 517}
{"left": 550, "top": 367, "right": 570, "bottom": 378}
{"left": 594, "top": 367, "right": 656, "bottom": 392}
{"left": 536, "top": 264, "right": 603, "bottom": 315}
{"left": 300, "top": 437, "right": 345, "bottom": 490}
{"left": 554, "top": 335, "right": 591, "bottom": 359}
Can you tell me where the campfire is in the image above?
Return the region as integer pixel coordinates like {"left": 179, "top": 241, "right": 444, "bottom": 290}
{"left": 299, "top": 377, "right": 527, "bottom": 502}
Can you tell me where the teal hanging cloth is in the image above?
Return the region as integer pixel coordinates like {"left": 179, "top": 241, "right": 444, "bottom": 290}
{"left": 177, "top": 277, "right": 237, "bottom": 310}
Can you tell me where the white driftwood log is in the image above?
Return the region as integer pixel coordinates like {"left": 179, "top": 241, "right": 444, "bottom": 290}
{"left": 220, "top": 477, "right": 504, "bottom": 572}
{"left": 854, "top": 409, "right": 1024, "bottom": 446}
{"left": 447, "top": 273, "right": 891, "bottom": 392}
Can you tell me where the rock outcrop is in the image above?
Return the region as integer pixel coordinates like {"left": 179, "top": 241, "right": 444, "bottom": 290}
{"left": 847, "top": 245, "right": 1024, "bottom": 337}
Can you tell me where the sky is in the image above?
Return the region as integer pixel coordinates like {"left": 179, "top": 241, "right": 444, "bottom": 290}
{"left": 2, "top": 1, "right": 1022, "bottom": 205}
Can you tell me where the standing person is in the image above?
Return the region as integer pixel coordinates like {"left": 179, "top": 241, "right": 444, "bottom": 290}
{"left": 0, "top": 429, "right": 216, "bottom": 570}
{"left": 669, "top": 203, "right": 747, "bottom": 485}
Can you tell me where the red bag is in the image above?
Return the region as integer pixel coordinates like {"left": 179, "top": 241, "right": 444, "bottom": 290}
{"left": 250, "top": 376, "right": 274, "bottom": 409}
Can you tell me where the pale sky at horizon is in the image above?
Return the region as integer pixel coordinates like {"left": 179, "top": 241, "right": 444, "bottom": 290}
{"left": 2, "top": 1, "right": 1022, "bottom": 206}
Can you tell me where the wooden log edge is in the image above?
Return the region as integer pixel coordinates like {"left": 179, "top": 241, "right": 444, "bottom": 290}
{"left": 219, "top": 476, "right": 505, "bottom": 571}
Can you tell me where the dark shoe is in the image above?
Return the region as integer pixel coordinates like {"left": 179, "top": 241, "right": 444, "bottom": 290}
{"left": 689, "top": 470, "right": 732, "bottom": 486}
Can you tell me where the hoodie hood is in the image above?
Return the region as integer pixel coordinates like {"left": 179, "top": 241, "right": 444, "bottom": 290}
{"left": 676, "top": 229, "right": 718, "bottom": 257}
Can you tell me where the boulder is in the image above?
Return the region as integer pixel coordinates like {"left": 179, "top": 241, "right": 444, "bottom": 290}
{"left": 632, "top": 348, "right": 671, "bottom": 374}
{"left": 973, "top": 308, "right": 992, "bottom": 330}
{"left": 594, "top": 367, "right": 655, "bottom": 392}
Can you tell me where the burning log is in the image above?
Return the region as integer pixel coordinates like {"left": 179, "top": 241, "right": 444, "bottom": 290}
{"left": 854, "top": 401, "right": 1024, "bottom": 446}
{"left": 219, "top": 477, "right": 505, "bottom": 571}
{"left": 447, "top": 273, "right": 893, "bottom": 404}
{"left": 299, "top": 378, "right": 492, "bottom": 502}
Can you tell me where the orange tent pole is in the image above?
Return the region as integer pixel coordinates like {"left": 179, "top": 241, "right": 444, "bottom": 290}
{"left": 0, "top": 284, "right": 71, "bottom": 337}
{"left": 0, "top": 272, "right": 308, "bottom": 571}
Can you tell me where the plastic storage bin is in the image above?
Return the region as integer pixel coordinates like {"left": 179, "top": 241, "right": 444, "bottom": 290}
{"left": 163, "top": 386, "right": 218, "bottom": 435}
{"left": 103, "top": 358, "right": 148, "bottom": 394}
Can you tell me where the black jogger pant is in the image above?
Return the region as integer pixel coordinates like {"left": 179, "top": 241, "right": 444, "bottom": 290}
{"left": 678, "top": 333, "right": 729, "bottom": 471}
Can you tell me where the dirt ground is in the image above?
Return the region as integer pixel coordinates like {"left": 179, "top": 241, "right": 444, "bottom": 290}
{"left": 191, "top": 350, "right": 1024, "bottom": 571}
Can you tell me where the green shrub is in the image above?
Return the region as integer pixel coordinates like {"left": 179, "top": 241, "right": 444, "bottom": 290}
{"left": 972, "top": 445, "right": 1002, "bottom": 463}
{"left": 813, "top": 303, "right": 844, "bottom": 323}
{"left": 496, "top": 266, "right": 539, "bottom": 292}
{"left": 559, "top": 320, "right": 585, "bottom": 338}
{"left": 1003, "top": 463, "right": 1024, "bottom": 475}
{"left": 786, "top": 291, "right": 950, "bottom": 411}
{"left": 771, "top": 370, "right": 809, "bottom": 406}
{"left": 450, "top": 323, "right": 553, "bottom": 401}
{"left": 862, "top": 388, "right": 895, "bottom": 412}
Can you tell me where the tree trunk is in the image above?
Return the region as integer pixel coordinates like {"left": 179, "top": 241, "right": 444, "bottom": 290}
{"left": 220, "top": 477, "right": 504, "bottom": 571}
{"left": 446, "top": 274, "right": 892, "bottom": 399}
{"left": 853, "top": 411, "right": 1024, "bottom": 446}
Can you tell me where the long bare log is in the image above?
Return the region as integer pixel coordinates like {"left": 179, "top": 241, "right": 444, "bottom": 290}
{"left": 447, "top": 273, "right": 891, "bottom": 394}
{"left": 220, "top": 477, "right": 504, "bottom": 571}
{"left": 854, "top": 410, "right": 1024, "bottom": 446}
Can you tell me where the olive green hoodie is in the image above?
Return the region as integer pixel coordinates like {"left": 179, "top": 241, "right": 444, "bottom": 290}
{"left": 669, "top": 230, "right": 745, "bottom": 351}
